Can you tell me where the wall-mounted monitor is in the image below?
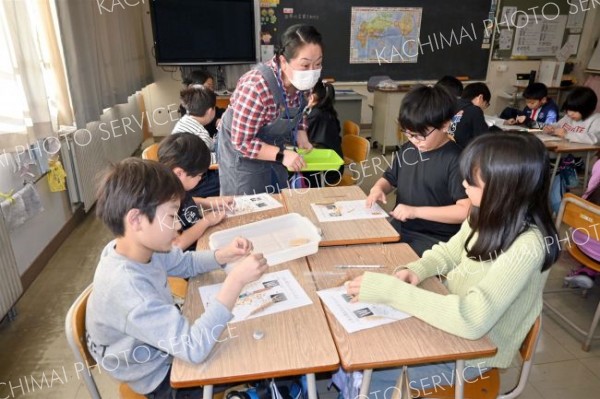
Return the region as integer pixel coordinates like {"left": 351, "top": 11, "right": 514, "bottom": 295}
{"left": 149, "top": 0, "right": 259, "bottom": 65}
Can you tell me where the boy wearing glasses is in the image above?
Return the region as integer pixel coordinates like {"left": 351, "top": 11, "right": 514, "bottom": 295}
{"left": 366, "top": 85, "right": 470, "bottom": 256}
{"left": 158, "top": 133, "right": 226, "bottom": 251}
{"left": 449, "top": 82, "right": 493, "bottom": 149}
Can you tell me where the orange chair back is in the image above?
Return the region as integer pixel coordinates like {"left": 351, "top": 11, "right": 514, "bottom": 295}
{"left": 342, "top": 120, "right": 360, "bottom": 136}
{"left": 142, "top": 143, "right": 159, "bottom": 161}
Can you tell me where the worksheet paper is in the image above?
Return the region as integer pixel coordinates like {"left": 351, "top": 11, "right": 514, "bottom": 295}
{"left": 226, "top": 194, "right": 283, "bottom": 217}
{"left": 317, "top": 286, "right": 411, "bottom": 333}
{"left": 310, "top": 200, "right": 388, "bottom": 223}
{"left": 199, "top": 269, "right": 312, "bottom": 322}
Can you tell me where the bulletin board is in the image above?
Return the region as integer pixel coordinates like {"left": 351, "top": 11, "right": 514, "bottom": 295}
{"left": 259, "top": 0, "right": 496, "bottom": 81}
{"left": 491, "top": 0, "right": 586, "bottom": 60}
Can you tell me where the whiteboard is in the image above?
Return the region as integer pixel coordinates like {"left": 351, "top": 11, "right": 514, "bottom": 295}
{"left": 588, "top": 43, "right": 600, "bottom": 71}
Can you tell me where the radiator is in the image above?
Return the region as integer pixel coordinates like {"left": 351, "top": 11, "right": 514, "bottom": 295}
{"left": 61, "top": 94, "right": 143, "bottom": 212}
{"left": 0, "top": 207, "right": 23, "bottom": 321}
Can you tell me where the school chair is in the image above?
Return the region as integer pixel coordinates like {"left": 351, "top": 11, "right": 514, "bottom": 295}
{"left": 543, "top": 193, "right": 600, "bottom": 351}
{"left": 331, "top": 134, "right": 370, "bottom": 186}
{"left": 168, "top": 276, "right": 188, "bottom": 301}
{"left": 141, "top": 143, "right": 159, "bottom": 161}
{"left": 342, "top": 120, "right": 360, "bottom": 136}
{"left": 408, "top": 315, "right": 542, "bottom": 399}
{"left": 65, "top": 284, "right": 145, "bottom": 399}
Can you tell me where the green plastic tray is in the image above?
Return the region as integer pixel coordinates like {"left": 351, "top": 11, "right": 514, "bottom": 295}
{"left": 291, "top": 148, "right": 344, "bottom": 172}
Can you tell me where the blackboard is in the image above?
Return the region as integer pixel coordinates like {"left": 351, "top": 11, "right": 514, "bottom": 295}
{"left": 259, "top": 0, "right": 494, "bottom": 81}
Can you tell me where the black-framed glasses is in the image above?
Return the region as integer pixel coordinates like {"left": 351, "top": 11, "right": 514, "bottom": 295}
{"left": 402, "top": 126, "right": 436, "bottom": 141}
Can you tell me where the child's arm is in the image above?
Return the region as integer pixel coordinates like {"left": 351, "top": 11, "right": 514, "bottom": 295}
{"left": 353, "top": 229, "right": 545, "bottom": 340}
{"left": 390, "top": 198, "right": 470, "bottom": 224}
{"left": 173, "top": 213, "right": 225, "bottom": 251}
{"left": 125, "top": 254, "right": 267, "bottom": 364}
{"left": 194, "top": 196, "right": 235, "bottom": 210}
{"left": 366, "top": 178, "right": 394, "bottom": 207}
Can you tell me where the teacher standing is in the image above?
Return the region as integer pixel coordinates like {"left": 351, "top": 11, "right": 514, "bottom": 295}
{"left": 218, "top": 24, "right": 323, "bottom": 195}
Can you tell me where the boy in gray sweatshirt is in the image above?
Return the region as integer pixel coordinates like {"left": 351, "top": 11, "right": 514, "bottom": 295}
{"left": 86, "top": 158, "right": 267, "bottom": 397}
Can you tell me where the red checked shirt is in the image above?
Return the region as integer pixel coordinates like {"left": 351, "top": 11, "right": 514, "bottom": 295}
{"left": 229, "top": 58, "right": 307, "bottom": 159}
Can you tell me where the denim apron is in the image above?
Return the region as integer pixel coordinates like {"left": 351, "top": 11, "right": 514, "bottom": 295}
{"left": 218, "top": 63, "right": 305, "bottom": 196}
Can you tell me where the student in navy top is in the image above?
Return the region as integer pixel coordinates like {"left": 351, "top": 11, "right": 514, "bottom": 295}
{"left": 366, "top": 85, "right": 470, "bottom": 256}
{"left": 304, "top": 80, "right": 343, "bottom": 186}
{"left": 501, "top": 82, "right": 559, "bottom": 128}
{"left": 435, "top": 75, "right": 463, "bottom": 98}
{"left": 450, "top": 83, "right": 492, "bottom": 149}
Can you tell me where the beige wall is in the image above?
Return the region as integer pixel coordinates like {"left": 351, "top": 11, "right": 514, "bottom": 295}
{"left": 141, "top": 4, "right": 600, "bottom": 132}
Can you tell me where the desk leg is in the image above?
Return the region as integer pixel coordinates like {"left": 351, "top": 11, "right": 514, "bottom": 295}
{"left": 584, "top": 151, "right": 593, "bottom": 189}
{"left": 454, "top": 360, "right": 465, "bottom": 399}
{"left": 319, "top": 171, "right": 326, "bottom": 188}
{"left": 359, "top": 369, "right": 373, "bottom": 398}
{"left": 306, "top": 373, "right": 317, "bottom": 399}
{"left": 203, "top": 384, "right": 214, "bottom": 399}
{"left": 550, "top": 154, "right": 562, "bottom": 188}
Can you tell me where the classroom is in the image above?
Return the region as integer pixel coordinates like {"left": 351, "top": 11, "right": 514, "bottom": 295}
{"left": 1, "top": 1, "right": 600, "bottom": 398}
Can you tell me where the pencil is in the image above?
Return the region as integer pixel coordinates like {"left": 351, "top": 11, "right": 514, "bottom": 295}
{"left": 335, "top": 265, "right": 384, "bottom": 269}
{"left": 247, "top": 300, "right": 275, "bottom": 317}
{"left": 239, "top": 286, "right": 271, "bottom": 299}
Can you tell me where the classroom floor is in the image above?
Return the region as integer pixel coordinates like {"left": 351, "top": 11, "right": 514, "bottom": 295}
{"left": 1, "top": 143, "right": 600, "bottom": 398}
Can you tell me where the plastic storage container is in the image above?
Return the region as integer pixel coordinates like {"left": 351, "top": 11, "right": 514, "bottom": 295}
{"left": 209, "top": 213, "right": 321, "bottom": 266}
{"left": 286, "top": 148, "right": 343, "bottom": 172}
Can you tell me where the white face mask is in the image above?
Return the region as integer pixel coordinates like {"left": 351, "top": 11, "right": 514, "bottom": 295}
{"left": 288, "top": 66, "right": 321, "bottom": 91}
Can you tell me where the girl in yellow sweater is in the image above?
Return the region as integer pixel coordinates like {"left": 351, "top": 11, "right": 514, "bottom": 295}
{"left": 347, "top": 132, "right": 560, "bottom": 397}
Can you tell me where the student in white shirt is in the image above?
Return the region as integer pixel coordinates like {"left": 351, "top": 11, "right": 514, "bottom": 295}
{"left": 544, "top": 86, "right": 600, "bottom": 144}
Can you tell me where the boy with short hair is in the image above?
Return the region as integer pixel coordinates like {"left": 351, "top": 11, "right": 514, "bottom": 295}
{"left": 450, "top": 82, "right": 491, "bottom": 149}
{"left": 366, "top": 85, "right": 470, "bottom": 256}
{"left": 503, "top": 82, "right": 558, "bottom": 127}
{"left": 158, "top": 132, "right": 228, "bottom": 251}
{"left": 87, "top": 158, "right": 267, "bottom": 397}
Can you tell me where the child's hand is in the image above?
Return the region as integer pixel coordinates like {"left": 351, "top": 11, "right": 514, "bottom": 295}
{"left": 504, "top": 118, "right": 516, "bottom": 125}
{"left": 345, "top": 274, "right": 363, "bottom": 302}
{"left": 296, "top": 130, "right": 314, "bottom": 152}
{"left": 228, "top": 253, "right": 268, "bottom": 286}
{"left": 203, "top": 211, "right": 226, "bottom": 227}
{"left": 516, "top": 115, "right": 526, "bottom": 124}
{"left": 366, "top": 187, "right": 387, "bottom": 207}
{"left": 215, "top": 237, "right": 253, "bottom": 265}
{"left": 543, "top": 125, "right": 555, "bottom": 134}
{"left": 553, "top": 128, "right": 567, "bottom": 138}
{"left": 394, "top": 267, "right": 420, "bottom": 285}
{"left": 390, "top": 204, "right": 417, "bottom": 222}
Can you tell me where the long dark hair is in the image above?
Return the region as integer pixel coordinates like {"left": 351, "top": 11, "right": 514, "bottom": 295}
{"left": 460, "top": 133, "right": 559, "bottom": 271}
{"left": 310, "top": 80, "right": 337, "bottom": 118}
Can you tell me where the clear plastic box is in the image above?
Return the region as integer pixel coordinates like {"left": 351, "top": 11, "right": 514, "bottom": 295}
{"left": 208, "top": 213, "right": 321, "bottom": 266}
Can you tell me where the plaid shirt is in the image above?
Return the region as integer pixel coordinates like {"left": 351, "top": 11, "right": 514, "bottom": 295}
{"left": 229, "top": 58, "right": 307, "bottom": 159}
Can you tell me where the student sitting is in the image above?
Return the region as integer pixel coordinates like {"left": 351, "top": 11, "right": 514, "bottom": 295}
{"left": 158, "top": 133, "right": 227, "bottom": 251}
{"left": 502, "top": 82, "right": 559, "bottom": 128}
{"left": 366, "top": 85, "right": 470, "bottom": 256}
{"left": 304, "top": 80, "right": 343, "bottom": 187}
{"left": 348, "top": 133, "right": 559, "bottom": 397}
{"left": 181, "top": 69, "right": 224, "bottom": 137}
{"left": 173, "top": 86, "right": 220, "bottom": 197}
{"left": 435, "top": 75, "right": 463, "bottom": 98}
{"left": 544, "top": 86, "right": 600, "bottom": 144}
{"left": 450, "top": 82, "right": 491, "bottom": 149}
{"left": 87, "top": 158, "right": 267, "bottom": 398}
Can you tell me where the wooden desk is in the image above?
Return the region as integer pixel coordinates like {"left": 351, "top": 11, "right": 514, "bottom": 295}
{"left": 281, "top": 186, "right": 400, "bottom": 246}
{"left": 306, "top": 244, "right": 497, "bottom": 399}
{"left": 171, "top": 258, "right": 340, "bottom": 399}
{"left": 196, "top": 194, "right": 287, "bottom": 251}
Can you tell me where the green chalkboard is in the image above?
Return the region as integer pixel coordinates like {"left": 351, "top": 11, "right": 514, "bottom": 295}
{"left": 260, "top": 0, "right": 494, "bottom": 81}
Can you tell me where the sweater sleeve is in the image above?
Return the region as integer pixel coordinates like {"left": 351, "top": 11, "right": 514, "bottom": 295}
{"left": 405, "top": 221, "right": 470, "bottom": 280}
{"left": 125, "top": 294, "right": 232, "bottom": 364}
{"left": 162, "top": 247, "right": 221, "bottom": 278}
{"left": 359, "top": 229, "right": 545, "bottom": 340}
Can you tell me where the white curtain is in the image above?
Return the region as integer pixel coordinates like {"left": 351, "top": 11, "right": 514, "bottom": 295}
{"left": 54, "top": 0, "right": 152, "bottom": 128}
{"left": 0, "top": 0, "right": 55, "bottom": 151}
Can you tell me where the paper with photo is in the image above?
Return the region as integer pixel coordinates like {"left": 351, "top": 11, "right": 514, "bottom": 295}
{"left": 317, "top": 286, "right": 411, "bottom": 333}
{"left": 311, "top": 200, "right": 388, "bottom": 223}
{"left": 226, "top": 194, "right": 283, "bottom": 217}
{"left": 199, "top": 269, "right": 312, "bottom": 322}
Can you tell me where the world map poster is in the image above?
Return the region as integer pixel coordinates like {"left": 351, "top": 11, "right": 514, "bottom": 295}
{"left": 350, "top": 7, "right": 422, "bottom": 64}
